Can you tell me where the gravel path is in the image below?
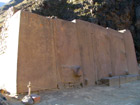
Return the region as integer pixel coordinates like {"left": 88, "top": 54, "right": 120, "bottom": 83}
{"left": 8, "top": 80, "right": 140, "bottom": 105}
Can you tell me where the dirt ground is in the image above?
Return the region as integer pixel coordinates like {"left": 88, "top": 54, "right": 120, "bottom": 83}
{"left": 8, "top": 80, "right": 140, "bottom": 105}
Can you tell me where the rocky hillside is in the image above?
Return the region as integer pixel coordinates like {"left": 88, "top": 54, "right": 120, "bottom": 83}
{"left": 0, "top": 0, "right": 23, "bottom": 11}
{"left": 0, "top": 0, "right": 140, "bottom": 61}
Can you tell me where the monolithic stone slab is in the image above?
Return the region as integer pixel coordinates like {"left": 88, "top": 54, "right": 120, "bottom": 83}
{"left": 92, "top": 25, "right": 112, "bottom": 80}
{"left": 101, "top": 74, "right": 139, "bottom": 86}
{"left": 17, "top": 11, "right": 58, "bottom": 93}
{"left": 123, "top": 30, "right": 138, "bottom": 74}
{"left": 76, "top": 20, "right": 97, "bottom": 86}
{"left": 53, "top": 19, "right": 83, "bottom": 86}
{"left": 101, "top": 76, "right": 120, "bottom": 86}
{"left": 125, "top": 74, "right": 139, "bottom": 82}
{"left": 137, "top": 75, "right": 140, "bottom": 80}
{"left": 108, "top": 28, "right": 128, "bottom": 76}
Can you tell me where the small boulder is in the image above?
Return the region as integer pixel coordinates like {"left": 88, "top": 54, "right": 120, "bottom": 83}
{"left": 21, "top": 95, "right": 34, "bottom": 105}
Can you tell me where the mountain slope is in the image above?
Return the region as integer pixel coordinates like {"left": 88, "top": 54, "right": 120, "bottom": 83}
{"left": 0, "top": 0, "right": 24, "bottom": 11}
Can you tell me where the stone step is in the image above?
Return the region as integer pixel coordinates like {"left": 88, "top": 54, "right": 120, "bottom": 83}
{"left": 100, "top": 74, "right": 140, "bottom": 87}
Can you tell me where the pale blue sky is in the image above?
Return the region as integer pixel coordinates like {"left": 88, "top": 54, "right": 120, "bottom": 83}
{"left": 0, "top": 0, "right": 10, "bottom": 3}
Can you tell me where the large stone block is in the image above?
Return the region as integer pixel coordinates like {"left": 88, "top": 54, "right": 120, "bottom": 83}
{"left": 101, "top": 74, "right": 139, "bottom": 87}
{"left": 17, "top": 11, "right": 58, "bottom": 93}
{"left": 76, "top": 20, "right": 97, "bottom": 86}
{"left": 122, "top": 30, "right": 138, "bottom": 74}
{"left": 52, "top": 19, "right": 83, "bottom": 86}
{"left": 125, "top": 74, "right": 138, "bottom": 82}
{"left": 108, "top": 28, "right": 128, "bottom": 76}
{"left": 101, "top": 76, "right": 120, "bottom": 87}
{"left": 92, "top": 25, "right": 112, "bottom": 80}
{"left": 137, "top": 75, "right": 140, "bottom": 80}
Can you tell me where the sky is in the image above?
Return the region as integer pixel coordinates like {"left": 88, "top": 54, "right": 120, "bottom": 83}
{"left": 0, "top": 0, "right": 11, "bottom": 7}
{"left": 0, "top": 0, "right": 10, "bottom": 3}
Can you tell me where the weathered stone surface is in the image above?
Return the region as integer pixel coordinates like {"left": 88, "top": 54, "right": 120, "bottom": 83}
{"left": 108, "top": 28, "right": 128, "bottom": 76}
{"left": 1, "top": 0, "right": 140, "bottom": 62}
{"left": 101, "top": 76, "right": 120, "bottom": 87}
{"left": 101, "top": 74, "right": 139, "bottom": 87}
{"left": 53, "top": 18, "right": 83, "bottom": 86}
{"left": 0, "top": 11, "right": 138, "bottom": 94}
{"left": 76, "top": 20, "right": 97, "bottom": 86}
{"left": 93, "top": 25, "right": 112, "bottom": 79}
{"left": 137, "top": 75, "right": 140, "bottom": 80}
{"left": 17, "top": 11, "right": 58, "bottom": 93}
{"left": 125, "top": 75, "right": 138, "bottom": 83}
{"left": 123, "top": 30, "right": 138, "bottom": 74}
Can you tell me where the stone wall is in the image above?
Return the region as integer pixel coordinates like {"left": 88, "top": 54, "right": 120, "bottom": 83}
{"left": 0, "top": 10, "right": 138, "bottom": 94}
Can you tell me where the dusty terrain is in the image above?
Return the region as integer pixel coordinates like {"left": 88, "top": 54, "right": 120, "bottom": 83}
{"left": 7, "top": 80, "right": 140, "bottom": 105}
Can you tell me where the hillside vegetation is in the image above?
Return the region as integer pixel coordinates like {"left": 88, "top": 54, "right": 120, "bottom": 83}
{"left": 0, "top": 0, "right": 140, "bottom": 61}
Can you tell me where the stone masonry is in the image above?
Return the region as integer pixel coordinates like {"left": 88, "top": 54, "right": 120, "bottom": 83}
{"left": 0, "top": 8, "right": 138, "bottom": 94}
